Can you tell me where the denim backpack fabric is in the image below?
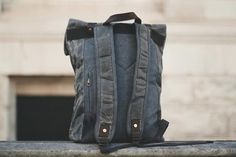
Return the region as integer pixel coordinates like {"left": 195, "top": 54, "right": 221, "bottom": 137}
{"left": 64, "top": 12, "right": 169, "bottom": 151}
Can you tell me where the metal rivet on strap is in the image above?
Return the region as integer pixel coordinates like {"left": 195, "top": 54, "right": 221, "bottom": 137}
{"left": 102, "top": 128, "right": 107, "bottom": 133}
{"left": 133, "top": 123, "right": 138, "bottom": 128}
{"left": 87, "top": 78, "right": 90, "bottom": 86}
{"left": 88, "top": 27, "right": 92, "bottom": 31}
{"left": 99, "top": 123, "right": 110, "bottom": 137}
{"left": 131, "top": 119, "right": 141, "bottom": 138}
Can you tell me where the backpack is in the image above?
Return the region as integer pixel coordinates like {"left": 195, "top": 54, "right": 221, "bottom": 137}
{"left": 64, "top": 12, "right": 169, "bottom": 153}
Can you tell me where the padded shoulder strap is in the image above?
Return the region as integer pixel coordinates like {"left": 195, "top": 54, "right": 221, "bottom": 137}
{"left": 94, "top": 25, "right": 118, "bottom": 144}
{"left": 127, "top": 24, "right": 150, "bottom": 141}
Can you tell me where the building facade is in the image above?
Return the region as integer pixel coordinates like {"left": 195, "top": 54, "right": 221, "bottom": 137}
{"left": 0, "top": 0, "right": 236, "bottom": 141}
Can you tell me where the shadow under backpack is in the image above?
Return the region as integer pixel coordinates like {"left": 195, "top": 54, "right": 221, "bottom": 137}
{"left": 64, "top": 12, "right": 169, "bottom": 153}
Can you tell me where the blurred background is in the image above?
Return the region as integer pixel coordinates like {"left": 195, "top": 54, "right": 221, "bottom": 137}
{"left": 0, "top": 0, "right": 236, "bottom": 141}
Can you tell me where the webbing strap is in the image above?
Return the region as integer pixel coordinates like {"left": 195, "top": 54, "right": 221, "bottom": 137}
{"left": 94, "top": 25, "right": 117, "bottom": 144}
{"left": 127, "top": 24, "right": 150, "bottom": 141}
{"left": 100, "top": 141, "right": 214, "bottom": 153}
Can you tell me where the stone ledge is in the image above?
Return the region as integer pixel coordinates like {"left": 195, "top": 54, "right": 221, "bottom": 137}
{"left": 0, "top": 141, "right": 236, "bottom": 157}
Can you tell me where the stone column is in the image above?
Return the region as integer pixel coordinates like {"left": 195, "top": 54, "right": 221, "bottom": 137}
{"left": 0, "top": 75, "right": 16, "bottom": 140}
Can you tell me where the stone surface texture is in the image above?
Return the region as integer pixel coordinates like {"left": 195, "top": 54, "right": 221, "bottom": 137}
{"left": 0, "top": 141, "right": 236, "bottom": 157}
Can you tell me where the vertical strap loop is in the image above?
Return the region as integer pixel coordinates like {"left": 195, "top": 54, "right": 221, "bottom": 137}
{"left": 127, "top": 24, "right": 150, "bottom": 141}
{"left": 94, "top": 25, "right": 117, "bottom": 144}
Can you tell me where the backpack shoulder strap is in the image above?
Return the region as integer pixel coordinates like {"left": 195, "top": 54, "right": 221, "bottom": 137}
{"left": 94, "top": 25, "right": 118, "bottom": 144}
{"left": 127, "top": 24, "right": 150, "bottom": 141}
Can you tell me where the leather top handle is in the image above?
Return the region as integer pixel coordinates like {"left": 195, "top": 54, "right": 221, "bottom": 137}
{"left": 103, "top": 12, "right": 142, "bottom": 25}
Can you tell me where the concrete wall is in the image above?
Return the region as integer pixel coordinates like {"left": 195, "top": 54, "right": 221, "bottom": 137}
{"left": 0, "top": 0, "right": 2, "bottom": 13}
{"left": 0, "top": 0, "right": 236, "bottom": 140}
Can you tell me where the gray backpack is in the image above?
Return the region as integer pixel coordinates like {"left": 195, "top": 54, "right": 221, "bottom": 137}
{"left": 64, "top": 12, "right": 169, "bottom": 153}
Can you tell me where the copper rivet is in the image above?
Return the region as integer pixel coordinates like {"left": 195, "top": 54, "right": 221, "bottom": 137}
{"left": 102, "top": 128, "right": 107, "bottom": 133}
{"left": 133, "top": 123, "right": 138, "bottom": 128}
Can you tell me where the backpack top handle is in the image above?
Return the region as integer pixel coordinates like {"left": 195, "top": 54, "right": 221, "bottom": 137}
{"left": 103, "top": 12, "right": 142, "bottom": 25}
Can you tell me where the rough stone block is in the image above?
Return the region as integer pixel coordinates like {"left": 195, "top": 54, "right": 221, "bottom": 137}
{"left": 162, "top": 103, "right": 229, "bottom": 140}
{"left": 163, "top": 43, "right": 236, "bottom": 75}
{"left": 161, "top": 76, "right": 194, "bottom": 105}
{"left": 228, "top": 112, "right": 236, "bottom": 138}
{"left": 205, "top": 0, "right": 236, "bottom": 20}
{"left": 0, "top": 106, "right": 7, "bottom": 140}
{"left": 165, "top": 0, "right": 205, "bottom": 20}
{"left": 12, "top": 76, "right": 74, "bottom": 96}
{"left": 0, "top": 75, "right": 9, "bottom": 105}
{"left": 0, "top": 75, "right": 16, "bottom": 140}
{"left": 162, "top": 76, "right": 236, "bottom": 140}
{"left": 0, "top": 76, "right": 9, "bottom": 140}
{"left": 193, "top": 77, "right": 236, "bottom": 106}
{"left": 0, "top": 42, "right": 73, "bottom": 75}
{"left": 0, "top": 141, "right": 236, "bottom": 157}
{"left": 224, "top": 50, "right": 236, "bottom": 75}
{"left": 165, "top": 0, "right": 236, "bottom": 20}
